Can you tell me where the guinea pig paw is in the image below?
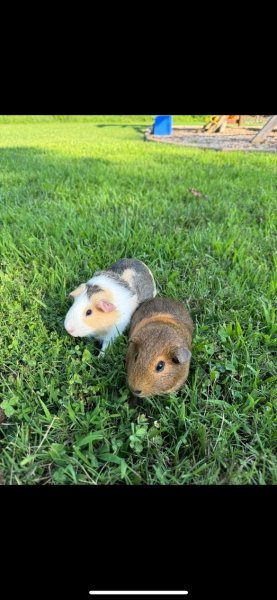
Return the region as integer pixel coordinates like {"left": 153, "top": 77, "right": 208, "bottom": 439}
{"left": 97, "top": 350, "right": 105, "bottom": 359}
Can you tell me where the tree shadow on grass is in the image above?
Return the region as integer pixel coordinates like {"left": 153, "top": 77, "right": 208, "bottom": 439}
{"left": 96, "top": 124, "right": 148, "bottom": 135}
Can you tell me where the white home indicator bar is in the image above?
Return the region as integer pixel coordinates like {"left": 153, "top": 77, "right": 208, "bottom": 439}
{"left": 89, "top": 592, "right": 188, "bottom": 596}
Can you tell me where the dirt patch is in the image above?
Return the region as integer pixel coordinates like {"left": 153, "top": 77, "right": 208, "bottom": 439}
{"left": 145, "top": 124, "right": 277, "bottom": 153}
{"left": 0, "top": 407, "right": 6, "bottom": 424}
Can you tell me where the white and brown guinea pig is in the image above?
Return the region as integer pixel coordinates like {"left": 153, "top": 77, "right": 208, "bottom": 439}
{"left": 126, "top": 297, "right": 193, "bottom": 397}
{"left": 64, "top": 258, "right": 156, "bottom": 354}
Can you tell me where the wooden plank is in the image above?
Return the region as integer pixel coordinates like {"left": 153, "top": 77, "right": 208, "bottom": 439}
{"left": 252, "top": 115, "right": 277, "bottom": 143}
{"left": 217, "top": 118, "right": 228, "bottom": 132}
{"left": 214, "top": 116, "right": 228, "bottom": 132}
{"left": 203, "top": 115, "right": 228, "bottom": 133}
{"left": 202, "top": 115, "right": 218, "bottom": 132}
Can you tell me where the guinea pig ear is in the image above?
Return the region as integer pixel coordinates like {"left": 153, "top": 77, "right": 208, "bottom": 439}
{"left": 95, "top": 299, "right": 116, "bottom": 313}
{"left": 171, "top": 347, "right": 191, "bottom": 364}
{"left": 69, "top": 283, "right": 87, "bottom": 299}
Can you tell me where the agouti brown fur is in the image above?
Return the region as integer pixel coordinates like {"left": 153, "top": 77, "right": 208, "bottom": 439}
{"left": 126, "top": 297, "right": 193, "bottom": 397}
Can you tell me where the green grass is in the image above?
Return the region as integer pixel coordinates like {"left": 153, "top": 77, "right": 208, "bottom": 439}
{"left": 0, "top": 117, "right": 276, "bottom": 485}
{"left": 0, "top": 115, "right": 205, "bottom": 125}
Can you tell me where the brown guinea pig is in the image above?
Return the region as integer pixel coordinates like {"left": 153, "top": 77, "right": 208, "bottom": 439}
{"left": 126, "top": 297, "right": 193, "bottom": 397}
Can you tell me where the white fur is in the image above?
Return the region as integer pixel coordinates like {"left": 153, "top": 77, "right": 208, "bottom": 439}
{"left": 64, "top": 274, "right": 138, "bottom": 353}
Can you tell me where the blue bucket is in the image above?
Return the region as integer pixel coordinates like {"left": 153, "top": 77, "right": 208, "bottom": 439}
{"left": 153, "top": 115, "right": 172, "bottom": 136}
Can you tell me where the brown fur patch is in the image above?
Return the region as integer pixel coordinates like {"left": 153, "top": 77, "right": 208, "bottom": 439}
{"left": 129, "top": 297, "right": 194, "bottom": 336}
{"left": 131, "top": 313, "right": 186, "bottom": 338}
{"left": 126, "top": 330, "right": 191, "bottom": 396}
{"left": 121, "top": 268, "right": 135, "bottom": 287}
{"left": 127, "top": 310, "right": 193, "bottom": 397}
{"left": 82, "top": 289, "right": 120, "bottom": 333}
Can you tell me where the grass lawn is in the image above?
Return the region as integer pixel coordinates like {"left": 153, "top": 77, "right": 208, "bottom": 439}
{"left": 0, "top": 116, "right": 276, "bottom": 485}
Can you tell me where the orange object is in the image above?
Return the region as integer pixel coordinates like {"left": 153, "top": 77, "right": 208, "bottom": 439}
{"left": 228, "top": 116, "right": 236, "bottom": 123}
{"left": 227, "top": 115, "right": 241, "bottom": 124}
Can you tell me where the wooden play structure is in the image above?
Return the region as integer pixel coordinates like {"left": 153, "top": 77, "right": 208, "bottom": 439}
{"left": 147, "top": 116, "right": 277, "bottom": 152}
{"left": 252, "top": 116, "right": 277, "bottom": 142}
{"left": 203, "top": 115, "right": 243, "bottom": 133}
{"left": 203, "top": 115, "right": 277, "bottom": 143}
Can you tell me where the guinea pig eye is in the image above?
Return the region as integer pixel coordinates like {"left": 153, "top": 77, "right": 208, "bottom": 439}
{"left": 86, "top": 309, "right": 92, "bottom": 316}
{"left": 155, "top": 361, "right": 165, "bottom": 372}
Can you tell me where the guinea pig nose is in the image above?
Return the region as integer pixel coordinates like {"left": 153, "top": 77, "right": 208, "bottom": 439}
{"left": 133, "top": 389, "right": 142, "bottom": 395}
{"left": 67, "top": 327, "right": 75, "bottom": 334}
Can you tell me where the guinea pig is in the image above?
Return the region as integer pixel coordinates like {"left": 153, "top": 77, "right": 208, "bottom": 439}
{"left": 126, "top": 297, "right": 193, "bottom": 397}
{"left": 64, "top": 258, "right": 156, "bottom": 355}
